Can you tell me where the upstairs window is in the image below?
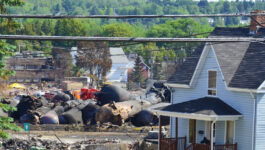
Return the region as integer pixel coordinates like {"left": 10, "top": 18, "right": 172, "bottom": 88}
{"left": 27, "top": 65, "right": 40, "bottom": 70}
{"left": 14, "top": 65, "right": 24, "bottom": 70}
{"left": 208, "top": 70, "right": 217, "bottom": 96}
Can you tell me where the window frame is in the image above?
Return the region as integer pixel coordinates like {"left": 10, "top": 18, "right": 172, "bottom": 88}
{"left": 207, "top": 70, "right": 217, "bottom": 96}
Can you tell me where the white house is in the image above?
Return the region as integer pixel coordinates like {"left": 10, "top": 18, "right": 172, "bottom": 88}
{"left": 106, "top": 47, "right": 130, "bottom": 82}
{"left": 151, "top": 10, "right": 265, "bottom": 150}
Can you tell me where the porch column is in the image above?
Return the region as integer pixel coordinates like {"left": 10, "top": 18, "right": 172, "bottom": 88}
{"left": 210, "top": 121, "right": 215, "bottom": 150}
{"left": 176, "top": 118, "right": 178, "bottom": 150}
{"left": 159, "top": 115, "right": 162, "bottom": 150}
{"left": 175, "top": 117, "right": 178, "bottom": 138}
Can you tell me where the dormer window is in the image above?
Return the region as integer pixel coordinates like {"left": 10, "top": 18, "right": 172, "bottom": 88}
{"left": 208, "top": 70, "right": 217, "bottom": 96}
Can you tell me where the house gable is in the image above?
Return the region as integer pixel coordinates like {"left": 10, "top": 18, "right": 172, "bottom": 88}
{"left": 170, "top": 45, "right": 255, "bottom": 150}
{"left": 168, "top": 27, "right": 265, "bottom": 92}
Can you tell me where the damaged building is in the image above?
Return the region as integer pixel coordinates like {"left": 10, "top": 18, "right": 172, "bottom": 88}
{"left": 6, "top": 51, "right": 56, "bottom": 84}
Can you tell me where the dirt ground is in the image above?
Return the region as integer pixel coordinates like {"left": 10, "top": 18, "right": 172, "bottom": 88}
{"left": 9, "top": 131, "right": 148, "bottom": 144}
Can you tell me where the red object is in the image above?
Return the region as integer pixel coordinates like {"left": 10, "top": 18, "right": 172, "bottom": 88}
{"left": 80, "top": 88, "right": 99, "bottom": 100}
{"left": 44, "top": 92, "right": 55, "bottom": 100}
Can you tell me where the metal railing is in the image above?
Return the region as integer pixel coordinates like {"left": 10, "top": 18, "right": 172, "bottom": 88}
{"left": 185, "top": 143, "right": 237, "bottom": 150}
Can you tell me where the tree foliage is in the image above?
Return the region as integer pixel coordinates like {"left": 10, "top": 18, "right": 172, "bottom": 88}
{"left": 75, "top": 41, "right": 112, "bottom": 81}
{"left": 130, "top": 55, "right": 144, "bottom": 84}
{"left": 0, "top": 103, "right": 22, "bottom": 139}
{"left": 7, "top": 0, "right": 265, "bottom": 26}
{"left": 0, "top": 0, "right": 24, "bottom": 139}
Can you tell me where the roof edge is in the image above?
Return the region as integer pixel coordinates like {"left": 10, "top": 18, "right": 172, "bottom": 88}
{"left": 167, "top": 84, "right": 259, "bottom": 93}
{"left": 227, "top": 87, "right": 257, "bottom": 93}
{"left": 151, "top": 110, "right": 242, "bottom": 121}
{"left": 166, "top": 83, "right": 190, "bottom": 88}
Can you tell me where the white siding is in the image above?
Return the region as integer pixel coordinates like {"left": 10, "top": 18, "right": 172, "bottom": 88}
{"left": 255, "top": 94, "right": 265, "bottom": 150}
{"left": 106, "top": 64, "right": 128, "bottom": 82}
{"left": 215, "top": 121, "right": 225, "bottom": 144}
{"left": 170, "top": 46, "right": 254, "bottom": 150}
{"left": 196, "top": 120, "right": 205, "bottom": 143}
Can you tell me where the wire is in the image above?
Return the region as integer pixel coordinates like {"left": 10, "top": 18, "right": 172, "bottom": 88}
{"left": 0, "top": 13, "right": 264, "bottom": 19}
{"left": 0, "top": 35, "right": 264, "bottom": 42}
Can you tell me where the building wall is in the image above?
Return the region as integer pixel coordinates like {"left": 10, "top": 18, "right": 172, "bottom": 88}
{"left": 255, "top": 93, "right": 265, "bottom": 150}
{"left": 6, "top": 57, "right": 56, "bottom": 83}
{"left": 170, "top": 46, "right": 254, "bottom": 150}
{"left": 106, "top": 63, "right": 128, "bottom": 82}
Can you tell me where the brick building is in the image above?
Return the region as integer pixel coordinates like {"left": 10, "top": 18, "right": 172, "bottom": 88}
{"left": 6, "top": 51, "right": 56, "bottom": 84}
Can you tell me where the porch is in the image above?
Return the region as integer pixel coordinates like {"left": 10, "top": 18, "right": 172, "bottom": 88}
{"left": 158, "top": 119, "right": 238, "bottom": 150}
{"left": 154, "top": 97, "right": 242, "bottom": 150}
{"left": 160, "top": 137, "right": 237, "bottom": 150}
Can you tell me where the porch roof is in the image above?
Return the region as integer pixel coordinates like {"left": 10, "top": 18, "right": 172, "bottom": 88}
{"left": 151, "top": 97, "right": 242, "bottom": 121}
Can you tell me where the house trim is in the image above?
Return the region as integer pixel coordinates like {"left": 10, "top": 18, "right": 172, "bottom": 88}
{"left": 152, "top": 110, "right": 242, "bottom": 121}
{"left": 167, "top": 84, "right": 260, "bottom": 93}
{"left": 189, "top": 44, "right": 210, "bottom": 88}
{"left": 210, "top": 44, "right": 228, "bottom": 88}
{"left": 257, "top": 80, "right": 265, "bottom": 90}
{"left": 227, "top": 87, "right": 257, "bottom": 93}
{"left": 167, "top": 83, "right": 190, "bottom": 88}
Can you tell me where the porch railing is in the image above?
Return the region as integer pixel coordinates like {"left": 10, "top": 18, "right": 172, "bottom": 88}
{"left": 186, "top": 143, "right": 210, "bottom": 150}
{"left": 214, "top": 143, "right": 237, "bottom": 150}
{"left": 160, "top": 137, "right": 186, "bottom": 150}
{"left": 185, "top": 143, "right": 237, "bottom": 150}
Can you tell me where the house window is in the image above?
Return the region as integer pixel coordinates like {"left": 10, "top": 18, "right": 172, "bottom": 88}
{"left": 27, "top": 65, "right": 40, "bottom": 70}
{"left": 208, "top": 71, "right": 217, "bottom": 96}
{"left": 25, "top": 79, "right": 32, "bottom": 83}
{"left": 16, "top": 78, "right": 24, "bottom": 82}
{"left": 33, "top": 78, "right": 40, "bottom": 83}
{"left": 14, "top": 65, "right": 25, "bottom": 70}
{"left": 189, "top": 119, "right": 196, "bottom": 143}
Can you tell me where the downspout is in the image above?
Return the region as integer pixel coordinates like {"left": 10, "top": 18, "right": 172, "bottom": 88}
{"left": 170, "top": 87, "right": 174, "bottom": 138}
{"left": 250, "top": 92, "right": 257, "bottom": 150}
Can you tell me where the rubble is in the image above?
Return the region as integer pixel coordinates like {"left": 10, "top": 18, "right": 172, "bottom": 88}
{"left": 1, "top": 136, "right": 123, "bottom": 150}
{"left": 2, "top": 138, "right": 69, "bottom": 150}
{"left": 2, "top": 82, "right": 170, "bottom": 127}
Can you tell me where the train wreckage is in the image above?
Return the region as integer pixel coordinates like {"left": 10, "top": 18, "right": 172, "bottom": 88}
{"left": 1, "top": 83, "right": 171, "bottom": 127}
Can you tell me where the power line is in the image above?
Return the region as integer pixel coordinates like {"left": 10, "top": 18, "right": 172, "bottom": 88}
{"left": 0, "top": 35, "right": 264, "bottom": 42}
{"left": 0, "top": 13, "right": 265, "bottom": 19}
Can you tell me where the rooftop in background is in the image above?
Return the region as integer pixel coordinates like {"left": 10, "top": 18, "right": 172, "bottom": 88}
{"left": 13, "top": 51, "right": 49, "bottom": 58}
{"left": 109, "top": 47, "right": 129, "bottom": 64}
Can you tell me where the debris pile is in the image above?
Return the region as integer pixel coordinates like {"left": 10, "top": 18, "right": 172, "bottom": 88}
{"left": 2, "top": 138, "right": 69, "bottom": 150}
{"left": 1, "top": 137, "right": 121, "bottom": 150}
{"left": 2, "top": 82, "right": 170, "bottom": 127}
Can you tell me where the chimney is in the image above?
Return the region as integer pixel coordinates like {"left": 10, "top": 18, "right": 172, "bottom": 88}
{"left": 250, "top": 10, "right": 265, "bottom": 34}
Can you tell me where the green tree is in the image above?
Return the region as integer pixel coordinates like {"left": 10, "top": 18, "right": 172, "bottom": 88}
{"left": 130, "top": 56, "right": 144, "bottom": 85}
{"left": 54, "top": 19, "right": 86, "bottom": 46}
{"left": 0, "top": 0, "right": 24, "bottom": 139}
{"left": 101, "top": 23, "right": 134, "bottom": 37}
{"left": 75, "top": 41, "right": 112, "bottom": 82}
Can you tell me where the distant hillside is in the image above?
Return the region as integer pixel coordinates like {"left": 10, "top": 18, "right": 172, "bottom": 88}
{"left": 7, "top": 0, "right": 265, "bottom": 26}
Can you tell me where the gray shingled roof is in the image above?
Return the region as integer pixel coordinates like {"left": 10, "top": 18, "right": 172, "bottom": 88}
{"left": 167, "top": 44, "right": 205, "bottom": 84}
{"left": 168, "top": 27, "right": 265, "bottom": 90}
{"left": 109, "top": 47, "right": 129, "bottom": 64}
{"left": 155, "top": 97, "right": 241, "bottom": 116}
